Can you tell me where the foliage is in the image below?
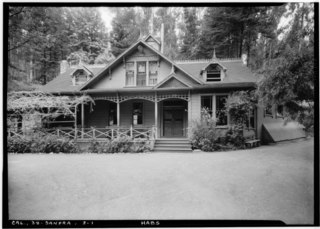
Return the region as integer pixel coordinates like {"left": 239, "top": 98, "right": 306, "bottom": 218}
{"left": 178, "top": 8, "right": 200, "bottom": 59}
{"left": 257, "top": 3, "right": 314, "bottom": 133}
{"left": 225, "top": 90, "right": 258, "bottom": 126}
{"left": 110, "top": 8, "right": 141, "bottom": 57}
{"left": 190, "top": 108, "right": 246, "bottom": 151}
{"left": 8, "top": 133, "right": 77, "bottom": 154}
{"left": 88, "top": 137, "right": 150, "bottom": 153}
{"left": 7, "top": 91, "right": 94, "bottom": 118}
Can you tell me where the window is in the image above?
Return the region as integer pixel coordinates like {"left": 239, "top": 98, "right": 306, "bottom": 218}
{"left": 216, "top": 95, "right": 228, "bottom": 125}
{"left": 133, "top": 102, "right": 143, "bottom": 125}
{"left": 265, "top": 104, "right": 273, "bottom": 117}
{"left": 206, "top": 64, "right": 221, "bottom": 82}
{"left": 149, "top": 61, "right": 158, "bottom": 85}
{"left": 108, "top": 103, "right": 117, "bottom": 126}
{"left": 125, "top": 62, "right": 135, "bottom": 86}
{"left": 201, "top": 96, "right": 213, "bottom": 117}
{"left": 137, "top": 62, "right": 146, "bottom": 86}
{"left": 75, "top": 70, "right": 87, "bottom": 85}
{"left": 276, "top": 105, "right": 284, "bottom": 118}
{"left": 245, "top": 109, "right": 255, "bottom": 129}
{"left": 206, "top": 70, "right": 221, "bottom": 82}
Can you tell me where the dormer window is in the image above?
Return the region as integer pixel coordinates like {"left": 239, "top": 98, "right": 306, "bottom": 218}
{"left": 75, "top": 70, "right": 88, "bottom": 85}
{"left": 206, "top": 64, "right": 221, "bottom": 82}
{"left": 207, "top": 70, "right": 221, "bottom": 82}
{"left": 71, "top": 68, "right": 92, "bottom": 86}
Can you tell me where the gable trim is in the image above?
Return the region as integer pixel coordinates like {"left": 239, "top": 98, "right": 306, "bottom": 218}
{"left": 144, "top": 34, "right": 160, "bottom": 44}
{"left": 153, "top": 73, "right": 192, "bottom": 89}
{"left": 80, "top": 39, "right": 203, "bottom": 90}
{"left": 70, "top": 66, "right": 93, "bottom": 77}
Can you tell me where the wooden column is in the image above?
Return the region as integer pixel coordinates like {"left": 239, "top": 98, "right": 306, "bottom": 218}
{"left": 74, "top": 105, "right": 77, "bottom": 140}
{"left": 188, "top": 90, "right": 192, "bottom": 138}
{"left": 154, "top": 92, "right": 158, "bottom": 139}
{"left": 81, "top": 102, "right": 85, "bottom": 128}
{"left": 117, "top": 93, "right": 120, "bottom": 127}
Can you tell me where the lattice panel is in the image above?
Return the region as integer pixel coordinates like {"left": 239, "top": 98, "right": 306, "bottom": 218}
{"left": 92, "top": 96, "right": 118, "bottom": 103}
{"left": 157, "top": 93, "right": 189, "bottom": 102}
{"left": 119, "top": 95, "right": 156, "bottom": 103}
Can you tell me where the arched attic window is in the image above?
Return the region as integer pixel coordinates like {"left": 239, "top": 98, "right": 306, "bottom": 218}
{"left": 71, "top": 68, "right": 93, "bottom": 86}
{"left": 205, "top": 64, "right": 223, "bottom": 82}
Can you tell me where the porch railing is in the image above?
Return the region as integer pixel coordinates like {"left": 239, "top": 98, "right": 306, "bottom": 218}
{"left": 8, "top": 126, "right": 157, "bottom": 141}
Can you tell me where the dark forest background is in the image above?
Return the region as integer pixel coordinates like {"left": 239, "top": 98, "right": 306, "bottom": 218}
{"left": 7, "top": 4, "right": 315, "bottom": 128}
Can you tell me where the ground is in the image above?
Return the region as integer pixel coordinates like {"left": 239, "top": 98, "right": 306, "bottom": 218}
{"left": 8, "top": 138, "right": 314, "bottom": 224}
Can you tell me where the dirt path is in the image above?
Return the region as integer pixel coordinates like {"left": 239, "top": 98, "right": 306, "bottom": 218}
{"left": 8, "top": 138, "right": 314, "bottom": 224}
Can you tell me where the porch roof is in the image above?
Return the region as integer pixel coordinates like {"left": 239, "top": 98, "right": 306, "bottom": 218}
{"left": 47, "top": 82, "right": 256, "bottom": 95}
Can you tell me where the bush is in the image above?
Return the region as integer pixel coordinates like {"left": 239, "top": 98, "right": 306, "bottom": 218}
{"left": 88, "top": 137, "right": 150, "bottom": 154}
{"left": 8, "top": 136, "right": 32, "bottom": 153}
{"left": 190, "top": 108, "right": 246, "bottom": 152}
{"left": 7, "top": 132, "right": 78, "bottom": 154}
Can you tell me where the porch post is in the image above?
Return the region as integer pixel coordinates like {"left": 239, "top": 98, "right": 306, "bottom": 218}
{"left": 187, "top": 90, "right": 191, "bottom": 138}
{"left": 154, "top": 92, "right": 158, "bottom": 139}
{"left": 117, "top": 94, "right": 120, "bottom": 127}
{"left": 74, "top": 105, "right": 77, "bottom": 140}
{"left": 81, "top": 102, "right": 85, "bottom": 128}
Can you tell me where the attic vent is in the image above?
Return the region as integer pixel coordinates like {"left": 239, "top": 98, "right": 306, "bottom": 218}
{"left": 206, "top": 70, "right": 221, "bottom": 82}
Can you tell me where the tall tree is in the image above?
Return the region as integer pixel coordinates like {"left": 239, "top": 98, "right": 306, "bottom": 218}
{"left": 110, "top": 7, "right": 140, "bottom": 57}
{"left": 179, "top": 7, "right": 199, "bottom": 59}
{"left": 258, "top": 3, "right": 314, "bottom": 131}
{"left": 154, "top": 7, "right": 180, "bottom": 59}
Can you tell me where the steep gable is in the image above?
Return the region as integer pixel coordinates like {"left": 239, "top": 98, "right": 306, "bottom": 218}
{"left": 80, "top": 40, "right": 203, "bottom": 90}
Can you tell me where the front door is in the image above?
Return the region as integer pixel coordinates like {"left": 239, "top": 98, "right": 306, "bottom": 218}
{"left": 163, "top": 107, "right": 184, "bottom": 137}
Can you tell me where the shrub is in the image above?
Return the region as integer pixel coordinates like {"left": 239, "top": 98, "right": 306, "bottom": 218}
{"left": 7, "top": 132, "right": 78, "bottom": 154}
{"left": 8, "top": 136, "right": 32, "bottom": 153}
{"left": 190, "top": 108, "right": 246, "bottom": 152}
{"left": 88, "top": 137, "right": 150, "bottom": 154}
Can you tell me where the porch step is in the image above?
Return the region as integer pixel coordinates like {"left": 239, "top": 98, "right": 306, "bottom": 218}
{"left": 153, "top": 139, "right": 192, "bottom": 152}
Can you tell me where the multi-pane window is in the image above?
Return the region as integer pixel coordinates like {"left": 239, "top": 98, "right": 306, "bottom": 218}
{"left": 137, "top": 62, "right": 146, "bottom": 86}
{"left": 125, "top": 62, "right": 135, "bottom": 86}
{"left": 108, "top": 103, "right": 117, "bottom": 126}
{"left": 149, "top": 61, "right": 158, "bottom": 85}
{"left": 201, "top": 96, "right": 213, "bottom": 117}
{"left": 133, "top": 102, "right": 143, "bottom": 125}
{"left": 216, "top": 95, "right": 228, "bottom": 125}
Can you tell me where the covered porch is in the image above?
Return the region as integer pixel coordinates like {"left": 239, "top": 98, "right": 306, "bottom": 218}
{"left": 47, "top": 91, "right": 191, "bottom": 141}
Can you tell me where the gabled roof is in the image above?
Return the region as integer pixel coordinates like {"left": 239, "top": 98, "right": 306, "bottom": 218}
{"left": 176, "top": 59, "right": 257, "bottom": 83}
{"left": 80, "top": 39, "right": 203, "bottom": 90}
{"left": 69, "top": 65, "right": 93, "bottom": 77}
{"left": 40, "top": 66, "right": 104, "bottom": 93}
{"left": 154, "top": 72, "right": 192, "bottom": 89}
{"left": 144, "top": 34, "right": 160, "bottom": 44}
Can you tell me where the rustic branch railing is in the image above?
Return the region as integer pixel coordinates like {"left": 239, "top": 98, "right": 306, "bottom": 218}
{"left": 8, "top": 126, "right": 156, "bottom": 141}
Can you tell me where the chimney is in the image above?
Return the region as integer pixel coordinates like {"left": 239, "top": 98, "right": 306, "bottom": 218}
{"left": 150, "top": 9, "right": 154, "bottom": 34}
{"left": 160, "top": 23, "right": 164, "bottom": 54}
{"left": 60, "top": 60, "right": 69, "bottom": 74}
{"left": 241, "top": 54, "right": 248, "bottom": 66}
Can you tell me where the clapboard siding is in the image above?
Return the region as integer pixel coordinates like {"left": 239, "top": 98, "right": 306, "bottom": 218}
{"left": 190, "top": 93, "right": 201, "bottom": 121}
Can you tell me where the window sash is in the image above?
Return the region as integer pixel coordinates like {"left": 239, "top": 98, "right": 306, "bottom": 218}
{"left": 216, "top": 95, "right": 228, "bottom": 126}
{"left": 133, "top": 102, "right": 143, "bottom": 125}
{"left": 125, "top": 62, "right": 135, "bottom": 86}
